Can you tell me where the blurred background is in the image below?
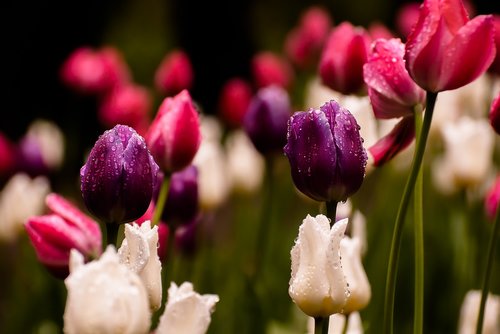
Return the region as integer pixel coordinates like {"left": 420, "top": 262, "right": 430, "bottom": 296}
{"left": 1, "top": 0, "right": 499, "bottom": 333}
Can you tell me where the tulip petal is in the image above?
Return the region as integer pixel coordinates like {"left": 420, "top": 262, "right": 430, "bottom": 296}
{"left": 369, "top": 116, "right": 415, "bottom": 166}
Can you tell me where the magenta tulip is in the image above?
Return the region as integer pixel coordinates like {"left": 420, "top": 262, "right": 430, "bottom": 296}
{"left": 155, "top": 50, "right": 194, "bottom": 96}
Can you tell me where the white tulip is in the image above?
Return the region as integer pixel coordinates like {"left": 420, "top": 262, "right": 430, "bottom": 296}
{"left": 64, "top": 247, "right": 151, "bottom": 334}
{"left": 118, "top": 221, "right": 162, "bottom": 310}
{"left": 0, "top": 173, "right": 50, "bottom": 241}
{"left": 458, "top": 290, "right": 500, "bottom": 334}
{"left": 156, "top": 282, "right": 219, "bottom": 334}
{"left": 225, "top": 130, "right": 265, "bottom": 194}
{"left": 341, "top": 237, "right": 371, "bottom": 313}
{"left": 25, "top": 119, "right": 65, "bottom": 169}
{"left": 289, "top": 215, "right": 349, "bottom": 317}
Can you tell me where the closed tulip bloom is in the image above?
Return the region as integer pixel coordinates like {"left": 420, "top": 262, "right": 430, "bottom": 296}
{"left": 162, "top": 165, "right": 199, "bottom": 226}
{"left": 284, "top": 100, "right": 367, "bottom": 203}
{"left": 404, "top": 0, "right": 496, "bottom": 92}
{"left": 364, "top": 38, "right": 425, "bottom": 119}
{"left": 81, "top": 125, "right": 159, "bottom": 224}
{"left": 252, "top": 52, "right": 294, "bottom": 89}
{"left": 244, "top": 85, "right": 292, "bottom": 156}
{"left": 485, "top": 175, "right": 500, "bottom": 220}
{"left": 289, "top": 215, "right": 348, "bottom": 317}
{"left": 489, "top": 91, "right": 500, "bottom": 135}
{"left": 64, "top": 247, "right": 151, "bottom": 334}
{"left": 25, "top": 193, "right": 102, "bottom": 279}
{"left": 118, "top": 221, "right": 162, "bottom": 311}
{"left": 155, "top": 50, "right": 194, "bottom": 96}
{"left": 156, "top": 282, "right": 219, "bottom": 334}
{"left": 217, "top": 78, "right": 253, "bottom": 128}
{"left": 146, "top": 90, "right": 201, "bottom": 173}
{"left": 341, "top": 237, "right": 371, "bottom": 313}
{"left": 319, "top": 22, "right": 371, "bottom": 95}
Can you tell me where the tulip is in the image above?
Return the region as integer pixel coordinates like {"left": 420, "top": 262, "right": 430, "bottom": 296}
{"left": 484, "top": 175, "right": 500, "bottom": 220}
{"left": 146, "top": 89, "right": 201, "bottom": 173}
{"left": 395, "top": 2, "right": 421, "bottom": 39}
{"left": 98, "top": 84, "right": 152, "bottom": 134}
{"left": 368, "top": 22, "right": 395, "bottom": 40}
{"left": 489, "top": 91, "right": 500, "bottom": 135}
{"left": 80, "top": 124, "right": 159, "bottom": 224}
{"left": 217, "top": 78, "right": 253, "bottom": 128}
{"left": 156, "top": 281, "right": 219, "bottom": 334}
{"left": 488, "top": 15, "right": 500, "bottom": 75}
{"left": 404, "top": 0, "right": 496, "bottom": 92}
{"left": 319, "top": 22, "right": 371, "bottom": 95}
{"left": 244, "top": 85, "right": 292, "bottom": 156}
{"left": 252, "top": 52, "right": 294, "bottom": 89}
{"left": 161, "top": 165, "right": 199, "bottom": 226}
{"left": 0, "top": 132, "right": 16, "bottom": 177}
{"left": 118, "top": 221, "right": 162, "bottom": 310}
{"left": 64, "top": 247, "right": 151, "bottom": 334}
{"left": 174, "top": 218, "right": 199, "bottom": 257}
{"left": 457, "top": 290, "right": 500, "bottom": 334}
{"left": 284, "top": 100, "right": 367, "bottom": 203}
{"left": 16, "top": 119, "right": 65, "bottom": 176}
{"left": 60, "top": 46, "right": 130, "bottom": 95}
{"left": 25, "top": 193, "right": 102, "bottom": 279}
{"left": 0, "top": 173, "right": 50, "bottom": 241}
{"left": 155, "top": 50, "right": 194, "bottom": 96}
{"left": 289, "top": 215, "right": 348, "bottom": 317}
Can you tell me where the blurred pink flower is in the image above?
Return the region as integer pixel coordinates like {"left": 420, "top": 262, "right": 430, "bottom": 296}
{"left": 252, "top": 52, "right": 294, "bottom": 89}
{"left": 395, "top": 2, "right": 421, "bottom": 39}
{"left": 485, "top": 175, "right": 500, "bottom": 220}
{"left": 155, "top": 50, "right": 194, "bottom": 96}
{"left": 489, "top": 91, "right": 500, "bottom": 135}
{"left": 217, "top": 78, "right": 253, "bottom": 128}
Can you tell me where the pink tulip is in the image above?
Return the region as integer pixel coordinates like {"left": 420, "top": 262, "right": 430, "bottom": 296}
{"left": 252, "top": 52, "right": 294, "bottom": 89}
{"left": 485, "top": 175, "right": 500, "bottom": 220}
{"left": 155, "top": 50, "right": 194, "bottom": 96}
{"left": 489, "top": 91, "right": 500, "bottom": 135}
{"left": 319, "top": 22, "right": 371, "bottom": 95}
{"left": 488, "top": 15, "right": 500, "bottom": 75}
{"left": 0, "top": 132, "right": 15, "bottom": 176}
{"left": 146, "top": 90, "right": 201, "bottom": 173}
{"left": 60, "top": 46, "right": 130, "bottom": 95}
{"left": 368, "top": 22, "right": 395, "bottom": 40}
{"left": 395, "top": 2, "right": 421, "bottom": 39}
{"left": 25, "top": 193, "right": 102, "bottom": 278}
{"left": 217, "top": 78, "right": 253, "bottom": 128}
{"left": 404, "top": 0, "right": 496, "bottom": 92}
{"left": 98, "top": 83, "right": 152, "bottom": 133}
{"left": 364, "top": 38, "right": 426, "bottom": 119}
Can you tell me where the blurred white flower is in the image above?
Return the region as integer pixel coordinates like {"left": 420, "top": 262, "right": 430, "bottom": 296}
{"left": 64, "top": 247, "right": 151, "bottom": 334}
{"left": 342, "top": 95, "right": 378, "bottom": 150}
{"left": 193, "top": 116, "right": 230, "bottom": 210}
{"left": 432, "top": 116, "right": 494, "bottom": 195}
{"left": 225, "top": 130, "right": 265, "bottom": 194}
{"left": 0, "top": 173, "right": 50, "bottom": 241}
{"left": 118, "top": 221, "right": 162, "bottom": 310}
{"left": 303, "top": 76, "right": 343, "bottom": 111}
{"left": 458, "top": 290, "right": 500, "bottom": 334}
{"left": 289, "top": 215, "right": 348, "bottom": 317}
{"left": 25, "top": 119, "right": 65, "bottom": 169}
{"left": 351, "top": 210, "right": 368, "bottom": 257}
{"left": 156, "top": 281, "right": 219, "bottom": 334}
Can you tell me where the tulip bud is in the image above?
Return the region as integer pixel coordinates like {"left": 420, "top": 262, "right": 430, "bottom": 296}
{"left": 155, "top": 50, "right": 194, "bottom": 96}
{"left": 80, "top": 124, "right": 159, "bottom": 224}
{"left": 0, "top": 173, "right": 50, "bottom": 241}
{"left": 98, "top": 84, "right": 152, "bottom": 134}
{"left": 244, "top": 85, "right": 292, "bottom": 156}
{"left": 156, "top": 281, "right": 219, "bottom": 334}
{"left": 217, "top": 78, "right": 253, "bottom": 128}
{"left": 162, "top": 165, "right": 199, "bottom": 227}
{"left": 489, "top": 91, "right": 500, "bottom": 135}
{"left": 146, "top": 90, "right": 201, "bottom": 173}
{"left": 404, "top": 0, "right": 496, "bottom": 92}
{"left": 118, "top": 221, "right": 162, "bottom": 310}
{"left": 175, "top": 218, "right": 199, "bottom": 257}
{"left": 25, "top": 193, "right": 102, "bottom": 279}
{"left": 289, "top": 215, "right": 348, "bottom": 317}
{"left": 319, "top": 22, "right": 371, "bottom": 95}
{"left": 252, "top": 52, "right": 294, "bottom": 89}
{"left": 284, "top": 100, "right": 367, "bottom": 203}
{"left": 484, "top": 175, "right": 500, "bottom": 220}
{"left": 64, "top": 247, "right": 151, "bottom": 334}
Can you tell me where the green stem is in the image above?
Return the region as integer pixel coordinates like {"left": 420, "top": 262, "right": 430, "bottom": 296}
{"left": 105, "top": 223, "right": 119, "bottom": 247}
{"left": 326, "top": 201, "right": 338, "bottom": 227}
{"left": 151, "top": 175, "right": 170, "bottom": 226}
{"left": 342, "top": 313, "right": 350, "bottom": 334}
{"left": 476, "top": 203, "right": 500, "bottom": 334}
{"left": 413, "top": 109, "right": 424, "bottom": 334}
{"left": 383, "top": 91, "right": 437, "bottom": 334}
{"left": 314, "top": 317, "right": 330, "bottom": 334}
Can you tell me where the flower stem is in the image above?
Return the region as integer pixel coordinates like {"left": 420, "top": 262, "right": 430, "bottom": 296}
{"left": 326, "top": 201, "right": 338, "bottom": 227}
{"left": 383, "top": 91, "right": 437, "bottom": 334}
{"left": 342, "top": 313, "right": 350, "bottom": 334}
{"left": 314, "top": 317, "right": 330, "bottom": 334}
{"left": 151, "top": 175, "right": 170, "bottom": 226}
{"left": 105, "top": 223, "right": 119, "bottom": 247}
{"left": 413, "top": 108, "right": 424, "bottom": 334}
{"left": 476, "top": 202, "right": 500, "bottom": 334}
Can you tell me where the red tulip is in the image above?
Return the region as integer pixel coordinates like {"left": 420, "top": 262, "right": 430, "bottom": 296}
{"left": 252, "top": 52, "right": 294, "bottom": 89}
{"left": 218, "top": 78, "right": 253, "bottom": 128}
{"left": 155, "top": 50, "right": 194, "bottom": 96}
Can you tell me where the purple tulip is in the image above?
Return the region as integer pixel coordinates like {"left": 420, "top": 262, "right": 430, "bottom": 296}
{"left": 284, "top": 100, "right": 367, "bottom": 202}
{"left": 244, "top": 85, "right": 292, "bottom": 155}
{"left": 80, "top": 124, "right": 159, "bottom": 224}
